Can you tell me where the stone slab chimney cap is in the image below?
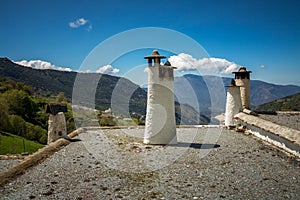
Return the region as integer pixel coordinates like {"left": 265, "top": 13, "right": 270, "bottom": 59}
{"left": 164, "top": 60, "right": 171, "bottom": 66}
{"left": 164, "top": 60, "right": 177, "bottom": 69}
{"left": 46, "top": 103, "right": 68, "bottom": 115}
{"left": 232, "top": 67, "right": 252, "bottom": 74}
{"left": 144, "top": 50, "right": 166, "bottom": 59}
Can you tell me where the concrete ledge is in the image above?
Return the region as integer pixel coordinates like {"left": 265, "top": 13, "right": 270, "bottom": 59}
{"left": 236, "top": 112, "right": 300, "bottom": 152}
{"left": 0, "top": 128, "right": 82, "bottom": 186}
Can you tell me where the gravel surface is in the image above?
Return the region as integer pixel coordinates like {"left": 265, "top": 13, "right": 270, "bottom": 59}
{"left": 259, "top": 112, "right": 300, "bottom": 131}
{"left": 0, "top": 160, "right": 21, "bottom": 173}
{"left": 0, "top": 127, "right": 299, "bottom": 200}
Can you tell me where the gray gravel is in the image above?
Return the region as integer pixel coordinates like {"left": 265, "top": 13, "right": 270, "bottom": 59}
{"left": 0, "top": 127, "right": 299, "bottom": 200}
{"left": 0, "top": 159, "right": 21, "bottom": 173}
{"left": 259, "top": 112, "right": 300, "bottom": 131}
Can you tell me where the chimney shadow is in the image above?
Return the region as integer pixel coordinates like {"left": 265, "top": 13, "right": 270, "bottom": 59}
{"left": 169, "top": 142, "right": 220, "bottom": 149}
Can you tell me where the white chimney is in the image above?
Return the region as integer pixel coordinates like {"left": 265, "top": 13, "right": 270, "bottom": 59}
{"left": 144, "top": 50, "right": 177, "bottom": 144}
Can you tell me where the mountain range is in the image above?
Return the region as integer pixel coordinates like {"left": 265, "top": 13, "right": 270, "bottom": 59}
{"left": 0, "top": 58, "right": 207, "bottom": 124}
{"left": 0, "top": 58, "right": 146, "bottom": 116}
{"left": 174, "top": 74, "right": 300, "bottom": 117}
{"left": 1, "top": 57, "right": 300, "bottom": 124}
{"left": 256, "top": 92, "right": 300, "bottom": 111}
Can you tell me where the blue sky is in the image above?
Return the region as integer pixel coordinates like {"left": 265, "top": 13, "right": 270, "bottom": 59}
{"left": 1, "top": 0, "right": 299, "bottom": 86}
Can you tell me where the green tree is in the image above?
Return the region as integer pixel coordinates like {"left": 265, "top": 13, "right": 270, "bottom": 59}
{"left": 0, "top": 100, "right": 9, "bottom": 131}
{"left": 24, "top": 122, "right": 48, "bottom": 144}
{"left": 65, "top": 103, "right": 76, "bottom": 132}
{"left": 39, "top": 133, "right": 47, "bottom": 144}
{"left": 24, "top": 122, "right": 35, "bottom": 140}
{"left": 56, "top": 92, "right": 67, "bottom": 103}
{"left": 34, "top": 110, "right": 49, "bottom": 129}
{"left": 16, "top": 82, "right": 32, "bottom": 95}
{"left": 0, "top": 78, "right": 49, "bottom": 145}
{"left": 7, "top": 115, "right": 26, "bottom": 135}
{"left": 0, "top": 77, "right": 16, "bottom": 93}
{"left": 1, "top": 89, "right": 38, "bottom": 121}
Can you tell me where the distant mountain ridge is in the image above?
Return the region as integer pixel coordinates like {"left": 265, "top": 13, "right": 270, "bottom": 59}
{"left": 0, "top": 58, "right": 207, "bottom": 125}
{"left": 255, "top": 92, "right": 300, "bottom": 111}
{"left": 0, "top": 58, "right": 77, "bottom": 97}
{"left": 174, "top": 74, "right": 300, "bottom": 116}
{"left": 0, "top": 57, "right": 146, "bottom": 115}
{"left": 250, "top": 80, "right": 300, "bottom": 106}
{"left": 1, "top": 57, "right": 300, "bottom": 123}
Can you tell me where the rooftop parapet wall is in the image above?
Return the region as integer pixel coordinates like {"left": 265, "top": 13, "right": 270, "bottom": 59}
{"left": 236, "top": 112, "right": 300, "bottom": 153}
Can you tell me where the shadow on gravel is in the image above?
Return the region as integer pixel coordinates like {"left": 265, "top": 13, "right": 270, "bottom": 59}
{"left": 170, "top": 142, "right": 220, "bottom": 149}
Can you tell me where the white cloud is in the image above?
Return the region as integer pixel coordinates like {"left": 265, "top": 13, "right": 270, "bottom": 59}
{"left": 168, "top": 53, "right": 243, "bottom": 74}
{"left": 14, "top": 60, "right": 72, "bottom": 72}
{"left": 87, "top": 24, "right": 93, "bottom": 31}
{"left": 69, "top": 17, "right": 92, "bottom": 30}
{"left": 96, "top": 65, "right": 120, "bottom": 74}
{"left": 259, "top": 64, "right": 266, "bottom": 68}
{"left": 15, "top": 60, "right": 119, "bottom": 75}
{"left": 69, "top": 18, "right": 87, "bottom": 28}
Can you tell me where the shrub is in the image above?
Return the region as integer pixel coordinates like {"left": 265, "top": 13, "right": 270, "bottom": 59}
{"left": 7, "top": 115, "right": 26, "bottom": 135}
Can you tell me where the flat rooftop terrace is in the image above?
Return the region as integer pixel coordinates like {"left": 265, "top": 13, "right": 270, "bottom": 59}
{"left": 0, "top": 127, "right": 299, "bottom": 199}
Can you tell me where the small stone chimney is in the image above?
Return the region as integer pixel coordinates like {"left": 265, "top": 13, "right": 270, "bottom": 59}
{"left": 233, "top": 67, "right": 251, "bottom": 109}
{"left": 225, "top": 79, "right": 243, "bottom": 127}
{"left": 46, "top": 103, "right": 68, "bottom": 144}
{"left": 144, "top": 50, "right": 177, "bottom": 144}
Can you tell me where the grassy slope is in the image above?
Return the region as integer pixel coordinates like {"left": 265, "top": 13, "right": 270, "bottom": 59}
{"left": 0, "top": 131, "right": 44, "bottom": 155}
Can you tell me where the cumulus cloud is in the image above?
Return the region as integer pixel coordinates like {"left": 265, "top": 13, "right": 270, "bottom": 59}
{"left": 14, "top": 60, "right": 72, "bottom": 72}
{"left": 69, "top": 17, "right": 92, "bottom": 30}
{"left": 168, "top": 53, "right": 243, "bottom": 74}
{"left": 96, "top": 65, "right": 120, "bottom": 74}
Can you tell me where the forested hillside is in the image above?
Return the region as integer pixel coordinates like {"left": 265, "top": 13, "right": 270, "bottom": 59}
{"left": 255, "top": 93, "right": 300, "bottom": 111}
{"left": 0, "top": 58, "right": 147, "bottom": 114}
{"left": 0, "top": 77, "right": 75, "bottom": 146}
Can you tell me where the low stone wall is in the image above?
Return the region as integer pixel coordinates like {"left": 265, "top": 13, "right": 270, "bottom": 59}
{"left": 236, "top": 112, "right": 300, "bottom": 153}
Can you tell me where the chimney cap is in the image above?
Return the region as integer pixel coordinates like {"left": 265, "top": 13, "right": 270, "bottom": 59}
{"left": 46, "top": 102, "right": 68, "bottom": 115}
{"left": 233, "top": 67, "right": 252, "bottom": 74}
{"left": 164, "top": 61, "right": 171, "bottom": 66}
{"left": 163, "top": 60, "right": 177, "bottom": 69}
{"left": 144, "top": 50, "right": 166, "bottom": 59}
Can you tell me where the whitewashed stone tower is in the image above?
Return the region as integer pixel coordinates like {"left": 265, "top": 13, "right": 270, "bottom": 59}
{"left": 144, "top": 50, "right": 177, "bottom": 144}
{"left": 233, "top": 67, "right": 252, "bottom": 109}
{"left": 225, "top": 79, "right": 243, "bottom": 127}
{"left": 47, "top": 113, "right": 67, "bottom": 144}
{"left": 46, "top": 103, "right": 68, "bottom": 144}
